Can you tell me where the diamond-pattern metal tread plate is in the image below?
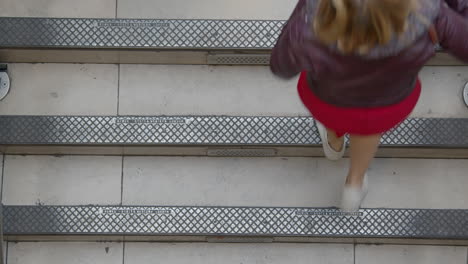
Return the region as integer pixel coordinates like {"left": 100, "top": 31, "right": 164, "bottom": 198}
{"left": 0, "top": 116, "right": 467, "bottom": 147}
{"left": 0, "top": 18, "right": 284, "bottom": 49}
{"left": 4, "top": 206, "right": 468, "bottom": 240}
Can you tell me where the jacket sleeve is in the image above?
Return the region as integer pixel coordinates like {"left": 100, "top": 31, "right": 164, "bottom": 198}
{"left": 270, "top": 0, "right": 315, "bottom": 79}
{"left": 444, "top": 0, "right": 468, "bottom": 16}
{"left": 436, "top": 2, "right": 468, "bottom": 62}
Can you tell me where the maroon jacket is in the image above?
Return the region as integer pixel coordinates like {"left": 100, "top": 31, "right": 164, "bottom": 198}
{"left": 270, "top": 0, "right": 468, "bottom": 107}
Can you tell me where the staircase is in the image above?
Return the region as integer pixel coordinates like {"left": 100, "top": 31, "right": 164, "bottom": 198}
{"left": 0, "top": 0, "right": 468, "bottom": 263}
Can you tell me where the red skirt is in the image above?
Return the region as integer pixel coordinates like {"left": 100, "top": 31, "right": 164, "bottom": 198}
{"left": 298, "top": 72, "right": 421, "bottom": 137}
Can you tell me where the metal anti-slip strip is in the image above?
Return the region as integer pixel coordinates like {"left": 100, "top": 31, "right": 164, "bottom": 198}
{"left": 0, "top": 18, "right": 450, "bottom": 51}
{"left": 0, "top": 18, "right": 448, "bottom": 51}
{"left": 0, "top": 116, "right": 467, "bottom": 146}
{"left": 3, "top": 206, "right": 468, "bottom": 240}
{"left": 0, "top": 18, "right": 284, "bottom": 49}
{"left": 0, "top": 18, "right": 457, "bottom": 66}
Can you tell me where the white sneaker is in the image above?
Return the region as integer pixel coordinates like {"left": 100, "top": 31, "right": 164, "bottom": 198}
{"left": 316, "top": 121, "right": 345, "bottom": 161}
{"left": 340, "top": 174, "right": 369, "bottom": 212}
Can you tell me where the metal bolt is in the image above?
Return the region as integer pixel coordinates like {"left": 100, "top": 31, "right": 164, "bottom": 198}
{"left": 0, "top": 70, "right": 10, "bottom": 101}
{"left": 464, "top": 82, "right": 468, "bottom": 108}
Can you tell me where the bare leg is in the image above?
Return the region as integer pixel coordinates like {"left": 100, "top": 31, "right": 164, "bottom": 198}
{"left": 326, "top": 128, "right": 345, "bottom": 152}
{"left": 346, "top": 134, "right": 381, "bottom": 187}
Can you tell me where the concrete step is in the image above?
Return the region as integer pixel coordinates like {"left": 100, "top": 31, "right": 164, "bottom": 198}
{"left": 2, "top": 155, "right": 468, "bottom": 244}
{"left": 0, "top": 0, "right": 292, "bottom": 19}
{"left": 0, "top": 0, "right": 116, "bottom": 18}
{"left": 7, "top": 242, "right": 122, "bottom": 264}
{"left": 3, "top": 155, "right": 468, "bottom": 209}
{"left": 0, "top": 64, "right": 466, "bottom": 118}
{"left": 1, "top": 153, "right": 468, "bottom": 258}
{"left": 6, "top": 242, "right": 466, "bottom": 264}
{"left": 0, "top": 64, "right": 466, "bottom": 157}
{"left": 117, "top": 0, "right": 294, "bottom": 20}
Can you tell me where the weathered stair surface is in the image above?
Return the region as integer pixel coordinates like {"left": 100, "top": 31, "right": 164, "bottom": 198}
{"left": 1, "top": 0, "right": 468, "bottom": 264}
{"left": 4, "top": 156, "right": 468, "bottom": 209}
{"left": 6, "top": 242, "right": 467, "bottom": 264}
{"left": 0, "top": 64, "right": 466, "bottom": 118}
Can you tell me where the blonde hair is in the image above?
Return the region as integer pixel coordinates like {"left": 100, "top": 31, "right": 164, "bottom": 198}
{"left": 313, "top": 0, "right": 418, "bottom": 54}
